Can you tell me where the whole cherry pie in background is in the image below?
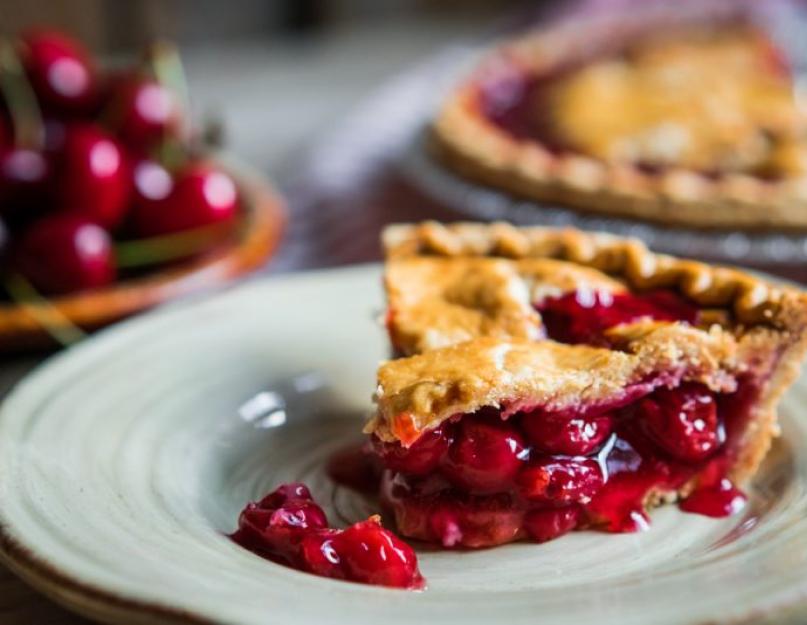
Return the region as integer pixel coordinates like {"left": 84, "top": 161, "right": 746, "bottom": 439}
{"left": 432, "top": 5, "right": 807, "bottom": 230}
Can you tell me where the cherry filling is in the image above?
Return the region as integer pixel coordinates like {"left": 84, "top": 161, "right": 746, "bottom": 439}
{"left": 232, "top": 483, "right": 424, "bottom": 589}
{"left": 477, "top": 69, "right": 565, "bottom": 150}
{"left": 373, "top": 380, "right": 752, "bottom": 548}
{"left": 536, "top": 289, "right": 699, "bottom": 346}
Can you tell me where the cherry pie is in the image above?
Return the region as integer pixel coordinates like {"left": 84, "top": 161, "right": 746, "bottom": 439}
{"left": 433, "top": 10, "right": 807, "bottom": 229}
{"left": 364, "top": 222, "right": 807, "bottom": 548}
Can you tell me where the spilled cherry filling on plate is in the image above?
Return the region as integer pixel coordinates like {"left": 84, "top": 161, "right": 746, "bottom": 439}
{"left": 232, "top": 483, "right": 424, "bottom": 589}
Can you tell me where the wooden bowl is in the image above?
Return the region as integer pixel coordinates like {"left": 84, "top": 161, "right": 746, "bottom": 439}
{"left": 0, "top": 157, "right": 286, "bottom": 352}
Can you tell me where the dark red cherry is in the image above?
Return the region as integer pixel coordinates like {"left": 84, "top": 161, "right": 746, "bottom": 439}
{"left": 372, "top": 425, "right": 452, "bottom": 476}
{"left": 56, "top": 124, "right": 130, "bottom": 229}
{"left": 523, "top": 506, "right": 581, "bottom": 543}
{"left": 442, "top": 415, "right": 527, "bottom": 493}
{"left": 517, "top": 457, "right": 604, "bottom": 505}
{"left": 109, "top": 76, "right": 180, "bottom": 150}
{"left": 0, "top": 147, "right": 51, "bottom": 225}
{"left": 14, "top": 215, "right": 115, "bottom": 294}
{"left": 20, "top": 29, "right": 98, "bottom": 115}
{"left": 130, "top": 161, "right": 238, "bottom": 237}
{"left": 299, "top": 530, "right": 342, "bottom": 578}
{"left": 333, "top": 519, "right": 423, "bottom": 588}
{"left": 258, "top": 482, "right": 314, "bottom": 508}
{"left": 266, "top": 500, "right": 328, "bottom": 531}
{"left": 522, "top": 411, "right": 613, "bottom": 456}
{"left": 637, "top": 383, "right": 723, "bottom": 463}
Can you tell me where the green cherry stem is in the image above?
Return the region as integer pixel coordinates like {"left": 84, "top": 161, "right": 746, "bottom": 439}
{"left": 0, "top": 39, "right": 44, "bottom": 150}
{"left": 4, "top": 274, "right": 86, "bottom": 347}
{"left": 114, "top": 219, "right": 243, "bottom": 269}
{"left": 149, "top": 40, "right": 192, "bottom": 144}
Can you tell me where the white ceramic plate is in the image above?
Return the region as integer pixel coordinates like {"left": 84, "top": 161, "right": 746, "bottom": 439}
{"left": 1, "top": 265, "right": 807, "bottom": 625}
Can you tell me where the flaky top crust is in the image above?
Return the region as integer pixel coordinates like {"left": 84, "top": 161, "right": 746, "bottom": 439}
{"left": 386, "top": 256, "right": 624, "bottom": 353}
{"left": 384, "top": 221, "right": 807, "bottom": 331}
{"left": 369, "top": 324, "right": 746, "bottom": 444}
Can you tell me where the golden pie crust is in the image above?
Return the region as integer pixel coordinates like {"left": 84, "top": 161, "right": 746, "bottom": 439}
{"left": 368, "top": 222, "right": 807, "bottom": 487}
{"left": 432, "top": 14, "right": 807, "bottom": 230}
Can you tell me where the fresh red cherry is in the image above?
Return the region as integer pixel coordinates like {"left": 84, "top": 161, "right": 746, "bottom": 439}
{"left": 523, "top": 506, "right": 581, "bottom": 543}
{"left": 56, "top": 124, "right": 130, "bottom": 229}
{"left": 442, "top": 415, "right": 527, "bottom": 493}
{"left": 332, "top": 518, "right": 423, "bottom": 588}
{"left": 637, "top": 383, "right": 723, "bottom": 463}
{"left": 372, "top": 425, "right": 452, "bottom": 476}
{"left": 14, "top": 215, "right": 115, "bottom": 294}
{"left": 109, "top": 76, "right": 180, "bottom": 150}
{"left": 517, "top": 457, "right": 604, "bottom": 505}
{"left": 522, "top": 410, "right": 613, "bottom": 456}
{"left": 0, "top": 147, "right": 51, "bottom": 225}
{"left": 20, "top": 29, "right": 98, "bottom": 116}
{"left": 130, "top": 161, "right": 238, "bottom": 237}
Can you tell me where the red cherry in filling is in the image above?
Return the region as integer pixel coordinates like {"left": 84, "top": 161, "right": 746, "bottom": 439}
{"left": 332, "top": 518, "right": 423, "bottom": 588}
{"left": 56, "top": 124, "right": 130, "bottom": 229}
{"left": 517, "top": 457, "right": 604, "bottom": 505}
{"left": 14, "top": 215, "right": 115, "bottom": 294}
{"left": 109, "top": 77, "right": 181, "bottom": 150}
{"left": 372, "top": 425, "right": 452, "bottom": 476}
{"left": 637, "top": 383, "right": 723, "bottom": 463}
{"left": 442, "top": 415, "right": 527, "bottom": 493}
{"left": 537, "top": 289, "right": 698, "bottom": 345}
{"left": 299, "top": 530, "right": 342, "bottom": 578}
{"left": 258, "top": 482, "right": 314, "bottom": 508}
{"left": 522, "top": 410, "right": 613, "bottom": 456}
{"left": 130, "top": 161, "right": 238, "bottom": 237}
{"left": 267, "top": 500, "right": 328, "bottom": 531}
{"left": 20, "top": 30, "right": 98, "bottom": 115}
{"left": 523, "top": 506, "right": 581, "bottom": 543}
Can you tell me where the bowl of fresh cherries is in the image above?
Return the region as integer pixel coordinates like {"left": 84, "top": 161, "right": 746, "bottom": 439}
{"left": 0, "top": 29, "right": 285, "bottom": 351}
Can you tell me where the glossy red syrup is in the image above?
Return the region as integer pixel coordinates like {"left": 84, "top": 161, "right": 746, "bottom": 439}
{"left": 232, "top": 483, "right": 424, "bottom": 589}
{"left": 679, "top": 479, "right": 747, "bottom": 517}
{"left": 536, "top": 289, "right": 698, "bottom": 345}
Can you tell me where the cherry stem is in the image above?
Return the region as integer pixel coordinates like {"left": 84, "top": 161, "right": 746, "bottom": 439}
{"left": 114, "top": 219, "right": 242, "bottom": 268}
{"left": 148, "top": 40, "right": 191, "bottom": 143}
{"left": 4, "top": 274, "right": 86, "bottom": 347}
{"left": 0, "top": 39, "right": 44, "bottom": 150}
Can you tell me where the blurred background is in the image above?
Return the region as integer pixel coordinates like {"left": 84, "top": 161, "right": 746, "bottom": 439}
{"left": 0, "top": 0, "right": 524, "bottom": 173}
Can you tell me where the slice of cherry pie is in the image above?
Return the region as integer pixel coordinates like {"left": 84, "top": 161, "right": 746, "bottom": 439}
{"left": 363, "top": 222, "right": 807, "bottom": 548}
{"left": 433, "top": 6, "right": 807, "bottom": 229}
